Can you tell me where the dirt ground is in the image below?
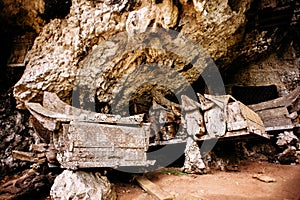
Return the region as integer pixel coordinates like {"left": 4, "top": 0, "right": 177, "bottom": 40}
{"left": 113, "top": 161, "right": 300, "bottom": 200}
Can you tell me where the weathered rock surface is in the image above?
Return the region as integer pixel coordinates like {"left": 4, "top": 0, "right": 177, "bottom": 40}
{"left": 50, "top": 170, "right": 116, "bottom": 200}
{"left": 277, "top": 146, "right": 298, "bottom": 164}
{"left": 14, "top": 0, "right": 257, "bottom": 110}
{"left": 276, "top": 131, "right": 299, "bottom": 164}
{"left": 0, "top": 91, "right": 34, "bottom": 177}
{"left": 0, "top": 0, "right": 46, "bottom": 33}
{"left": 276, "top": 131, "right": 299, "bottom": 148}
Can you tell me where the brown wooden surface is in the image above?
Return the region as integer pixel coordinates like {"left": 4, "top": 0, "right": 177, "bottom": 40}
{"left": 255, "top": 107, "right": 293, "bottom": 131}
{"left": 136, "top": 176, "right": 173, "bottom": 200}
{"left": 249, "top": 86, "right": 300, "bottom": 112}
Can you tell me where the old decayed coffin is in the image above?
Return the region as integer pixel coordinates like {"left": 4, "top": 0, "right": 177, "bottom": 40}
{"left": 25, "top": 92, "right": 155, "bottom": 169}
{"left": 56, "top": 122, "right": 154, "bottom": 169}
{"left": 249, "top": 86, "right": 300, "bottom": 132}
{"left": 198, "top": 95, "right": 268, "bottom": 140}
{"left": 20, "top": 91, "right": 274, "bottom": 169}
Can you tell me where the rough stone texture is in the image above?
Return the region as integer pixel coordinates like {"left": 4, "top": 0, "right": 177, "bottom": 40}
{"left": 183, "top": 139, "right": 206, "bottom": 173}
{"left": 226, "top": 49, "right": 300, "bottom": 96}
{"left": 14, "top": 0, "right": 255, "bottom": 109}
{"left": 276, "top": 131, "right": 299, "bottom": 149}
{"left": 14, "top": 0, "right": 129, "bottom": 109}
{"left": 0, "top": 0, "right": 46, "bottom": 33}
{"left": 50, "top": 170, "right": 116, "bottom": 200}
{"left": 276, "top": 131, "right": 299, "bottom": 164}
{"left": 277, "top": 146, "right": 298, "bottom": 164}
{"left": 0, "top": 91, "right": 34, "bottom": 177}
{"left": 179, "top": 0, "right": 251, "bottom": 60}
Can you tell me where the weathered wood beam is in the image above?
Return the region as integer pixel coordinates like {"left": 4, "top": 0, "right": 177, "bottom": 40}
{"left": 249, "top": 86, "right": 300, "bottom": 112}
{"left": 135, "top": 176, "right": 173, "bottom": 200}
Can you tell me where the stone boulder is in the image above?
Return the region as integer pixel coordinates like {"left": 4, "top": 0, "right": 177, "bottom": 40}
{"left": 50, "top": 170, "right": 116, "bottom": 200}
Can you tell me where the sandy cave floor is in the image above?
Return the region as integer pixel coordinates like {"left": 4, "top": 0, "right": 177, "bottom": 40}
{"left": 112, "top": 161, "right": 300, "bottom": 200}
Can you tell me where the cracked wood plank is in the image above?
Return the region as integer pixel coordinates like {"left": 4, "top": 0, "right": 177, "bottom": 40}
{"left": 136, "top": 176, "right": 173, "bottom": 200}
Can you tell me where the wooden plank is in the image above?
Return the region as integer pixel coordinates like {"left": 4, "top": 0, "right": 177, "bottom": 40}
{"left": 12, "top": 150, "right": 38, "bottom": 162}
{"left": 256, "top": 107, "right": 289, "bottom": 119}
{"left": 43, "top": 92, "right": 144, "bottom": 125}
{"left": 59, "top": 160, "right": 156, "bottom": 169}
{"left": 255, "top": 107, "right": 293, "bottom": 131}
{"left": 71, "top": 147, "right": 146, "bottom": 161}
{"left": 262, "top": 117, "right": 292, "bottom": 126}
{"left": 136, "top": 176, "right": 173, "bottom": 200}
{"left": 69, "top": 122, "right": 148, "bottom": 148}
{"left": 264, "top": 118, "right": 294, "bottom": 131}
{"left": 249, "top": 86, "right": 300, "bottom": 112}
{"left": 253, "top": 174, "right": 276, "bottom": 183}
{"left": 265, "top": 125, "right": 294, "bottom": 132}
{"left": 204, "top": 105, "right": 226, "bottom": 137}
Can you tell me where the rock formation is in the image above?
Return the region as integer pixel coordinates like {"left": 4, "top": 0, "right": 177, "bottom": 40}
{"left": 0, "top": 0, "right": 299, "bottom": 198}
{"left": 277, "top": 131, "right": 299, "bottom": 164}
{"left": 13, "top": 0, "right": 262, "bottom": 111}
{"left": 50, "top": 170, "right": 116, "bottom": 200}
{"left": 0, "top": 93, "right": 32, "bottom": 177}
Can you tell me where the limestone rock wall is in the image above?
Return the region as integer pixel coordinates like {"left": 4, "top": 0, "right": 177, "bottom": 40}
{"left": 13, "top": 0, "right": 254, "bottom": 109}
{"left": 226, "top": 50, "right": 300, "bottom": 96}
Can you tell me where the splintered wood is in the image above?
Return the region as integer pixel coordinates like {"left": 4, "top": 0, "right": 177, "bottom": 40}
{"left": 12, "top": 150, "right": 46, "bottom": 164}
{"left": 136, "top": 176, "right": 173, "bottom": 200}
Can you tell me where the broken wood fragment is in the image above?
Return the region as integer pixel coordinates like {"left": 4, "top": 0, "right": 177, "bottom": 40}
{"left": 135, "top": 176, "right": 173, "bottom": 200}
{"left": 30, "top": 143, "right": 48, "bottom": 152}
{"left": 252, "top": 174, "right": 276, "bottom": 183}
{"left": 12, "top": 150, "right": 38, "bottom": 163}
{"left": 12, "top": 150, "right": 48, "bottom": 165}
{"left": 0, "top": 168, "right": 56, "bottom": 200}
{"left": 249, "top": 86, "right": 300, "bottom": 112}
{"left": 151, "top": 90, "right": 181, "bottom": 115}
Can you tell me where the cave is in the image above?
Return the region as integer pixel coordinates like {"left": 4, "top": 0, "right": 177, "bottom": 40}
{"left": 0, "top": 0, "right": 299, "bottom": 199}
{"left": 43, "top": 0, "right": 72, "bottom": 21}
{"left": 231, "top": 85, "right": 279, "bottom": 105}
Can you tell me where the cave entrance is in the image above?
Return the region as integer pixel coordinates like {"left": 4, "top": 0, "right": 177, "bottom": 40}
{"left": 43, "top": 0, "right": 72, "bottom": 21}
{"left": 231, "top": 85, "right": 278, "bottom": 105}
{"left": 128, "top": 84, "right": 180, "bottom": 116}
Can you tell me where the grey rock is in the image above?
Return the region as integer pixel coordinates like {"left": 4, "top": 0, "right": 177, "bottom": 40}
{"left": 50, "top": 170, "right": 117, "bottom": 200}
{"left": 276, "top": 131, "right": 298, "bottom": 148}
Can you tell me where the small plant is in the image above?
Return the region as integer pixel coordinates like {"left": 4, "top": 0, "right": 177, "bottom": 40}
{"left": 158, "top": 168, "right": 188, "bottom": 176}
